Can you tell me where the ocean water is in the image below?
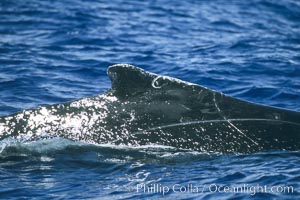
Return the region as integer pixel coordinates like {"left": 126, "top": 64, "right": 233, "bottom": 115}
{"left": 0, "top": 0, "right": 300, "bottom": 199}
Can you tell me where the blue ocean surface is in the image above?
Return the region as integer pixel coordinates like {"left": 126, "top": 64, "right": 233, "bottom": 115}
{"left": 0, "top": 0, "right": 300, "bottom": 199}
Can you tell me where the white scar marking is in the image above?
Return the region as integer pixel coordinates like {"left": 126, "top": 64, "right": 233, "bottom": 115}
{"left": 213, "top": 93, "right": 259, "bottom": 146}
{"left": 152, "top": 76, "right": 163, "bottom": 89}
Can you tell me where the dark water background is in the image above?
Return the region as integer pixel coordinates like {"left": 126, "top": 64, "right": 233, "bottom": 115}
{"left": 0, "top": 0, "right": 299, "bottom": 199}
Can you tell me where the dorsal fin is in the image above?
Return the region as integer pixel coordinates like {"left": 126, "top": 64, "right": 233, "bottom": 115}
{"left": 107, "top": 64, "right": 156, "bottom": 96}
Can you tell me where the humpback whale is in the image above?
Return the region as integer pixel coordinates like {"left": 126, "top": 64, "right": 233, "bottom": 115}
{"left": 0, "top": 64, "right": 299, "bottom": 153}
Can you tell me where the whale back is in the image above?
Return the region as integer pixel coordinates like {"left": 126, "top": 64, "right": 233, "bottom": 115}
{"left": 0, "top": 64, "right": 299, "bottom": 153}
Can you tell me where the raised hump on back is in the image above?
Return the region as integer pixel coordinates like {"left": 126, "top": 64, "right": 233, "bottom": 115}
{"left": 107, "top": 64, "right": 157, "bottom": 96}
{"left": 107, "top": 64, "right": 210, "bottom": 97}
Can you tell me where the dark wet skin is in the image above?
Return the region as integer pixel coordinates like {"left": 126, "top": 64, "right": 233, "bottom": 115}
{"left": 1, "top": 64, "right": 299, "bottom": 153}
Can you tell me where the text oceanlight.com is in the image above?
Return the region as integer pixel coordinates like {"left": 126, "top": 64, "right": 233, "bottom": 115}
{"left": 136, "top": 183, "right": 295, "bottom": 196}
